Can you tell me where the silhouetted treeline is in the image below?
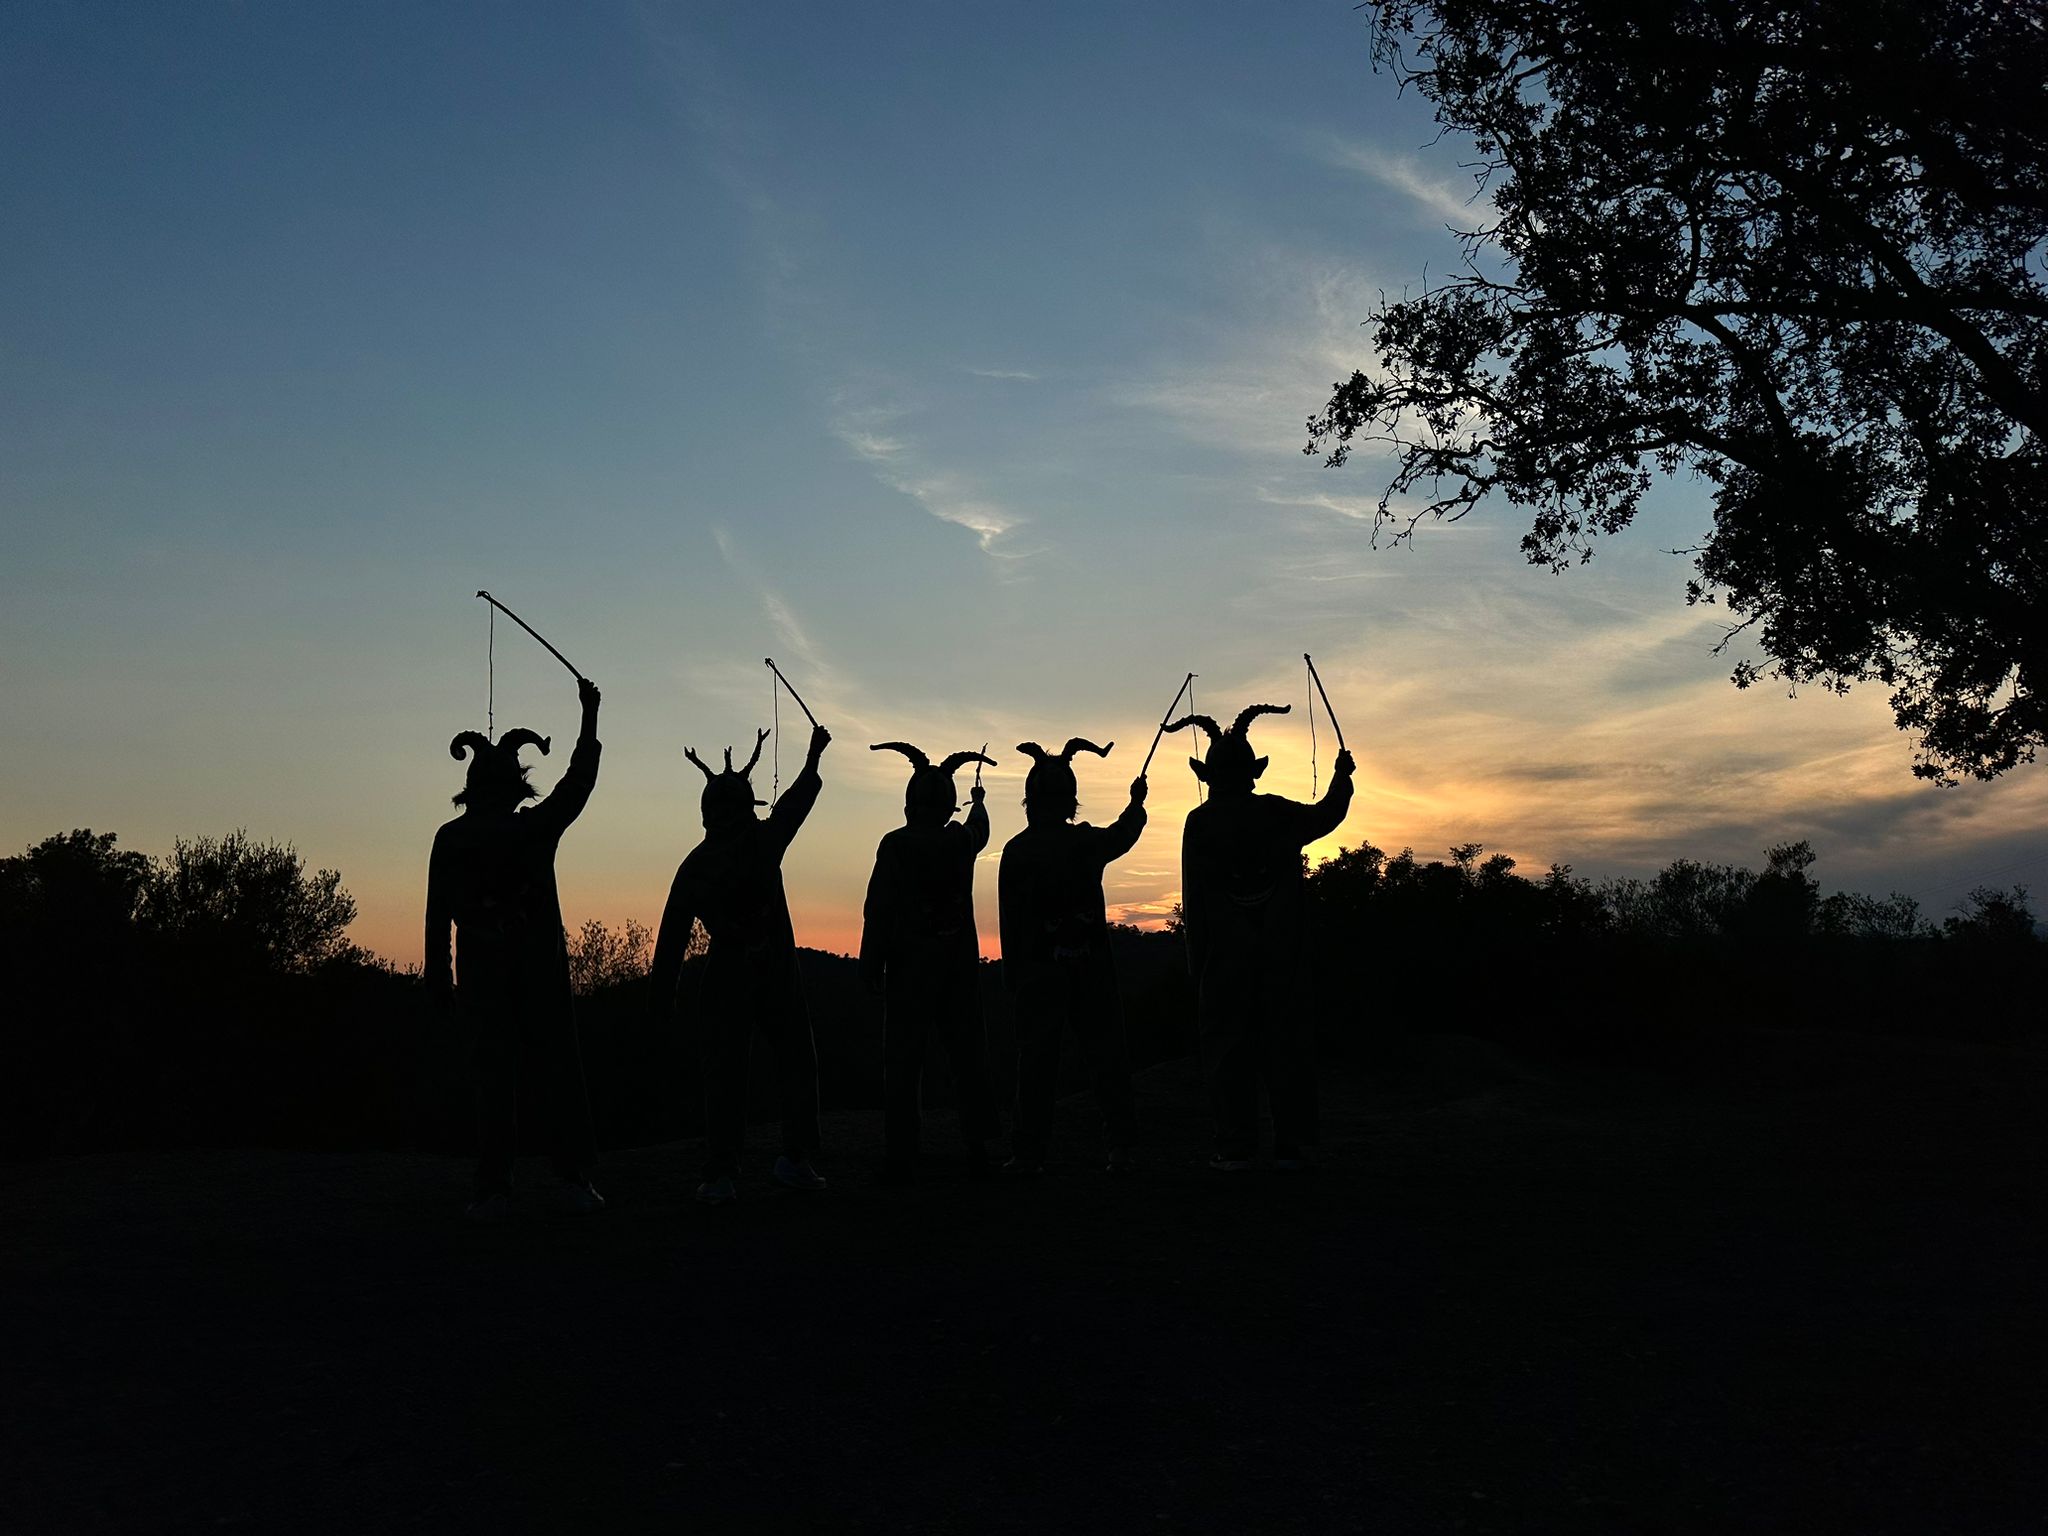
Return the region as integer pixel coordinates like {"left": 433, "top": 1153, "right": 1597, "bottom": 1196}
{"left": 0, "top": 829, "right": 405, "bottom": 1155}
{"left": 3, "top": 827, "right": 2036, "bottom": 1155}
{"left": 1299, "top": 839, "right": 2043, "bottom": 1061}
{"left": 0, "top": 829, "right": 1198, "bottom": 1155}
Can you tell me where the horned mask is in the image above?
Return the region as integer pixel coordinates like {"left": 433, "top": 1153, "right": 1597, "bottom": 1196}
{"left": 1015, "top": 737, "right": 1112, "bottom": 816}
{"left": 685, "top": 729, "right": 770, "bottom": 826}
{"left": 870, "top": 742, "right": 997, "bottom": 818}
{"left": 449, "top": 729, "right": 550, "bottom": 807}
{"left": 1164, "top": 703, "right": 1290, "bottom": 793}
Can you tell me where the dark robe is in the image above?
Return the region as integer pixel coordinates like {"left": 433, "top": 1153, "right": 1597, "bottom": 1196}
{"left": 1179, "top": 774, "right": 1351, "bottom": 1159}
{"left": 997, "top": 800, "right": 1146, "bottom": 1160}
{"left": 859, "top": 799, "right": 995, "bottom": 1162}
{"left": 650, "top": 761, "right": 822, "bottom": 1178}
{"left": 425, "top": 734, "right": 601, "bottom": 1192}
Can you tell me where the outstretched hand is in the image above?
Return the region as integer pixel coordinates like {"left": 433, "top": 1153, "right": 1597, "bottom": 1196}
{"left": 578, "top": 677, "right": 602, "bottom": 712}
{"left": 1333, "top": 748, "right": 1355, "bottom": 778}
{"left": 1129, "top": 774, "right": 1149, "bottom": 805}
{"left": 808, "top": 723, "right": 831, "bottom": 760}
{"left": 969, "top": 783, "right": 987, "bottom": 805}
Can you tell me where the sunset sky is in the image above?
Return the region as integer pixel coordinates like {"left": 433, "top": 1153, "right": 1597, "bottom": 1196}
{"left": 6, "top": 2, "right": 2045, "bottom": 966}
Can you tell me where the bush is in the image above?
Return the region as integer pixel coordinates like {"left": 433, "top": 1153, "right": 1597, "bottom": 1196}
{"left": 140, "top": 831, "right": 358, "bottom": 973}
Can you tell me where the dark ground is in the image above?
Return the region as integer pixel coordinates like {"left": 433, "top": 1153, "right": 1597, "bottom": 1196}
{"left": 4, "top": 1027, "right": 2044, "bottom": 1535}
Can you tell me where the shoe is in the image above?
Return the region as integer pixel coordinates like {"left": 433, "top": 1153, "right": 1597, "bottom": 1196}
{"left": 966, "top": 1153, "right": 997, "bottom": 1182}
{"left": 1273, "top": 1149, "right": 1318, "bottom": 1172}
{"left": 1104, "top": 1146, "right": 1137, "bottom": 1174}
{"left": 695, "top": 1176, "right": 738, "bottom": 1205}
{"left": 774, "top": 1156, "right": 827, "bottom": 1193}
{"left": 876, "top": 1160, "right": 918, "bottom": 1187}
{"left": 465, "top": 1191, "right": 514, "bottom": 1223}
{"left": 1003, "top": 1156, "right": 1046, "bottom": 1177}
{"left": 1207, "top": 1154, "right": 1254, "bottom": 1172}
{"left": 548, "top": 1181, "right": 606, "bottom": 1216}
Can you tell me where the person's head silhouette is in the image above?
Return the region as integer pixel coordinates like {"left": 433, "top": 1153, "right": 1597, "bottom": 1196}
{"left": 448, "top": 729, "right": 550, "bottom": 815}
{"left": 1015, "top": 737, "right": 1112, "bottom": 826}
{"left": 1166, "top": 704, "right": 1290, "bottom": 798}
{"left": 870, "top": 742, "right": 996, "bottom": 828}
{"left": 685, "top": 729, "right": 770, "bottom": 832}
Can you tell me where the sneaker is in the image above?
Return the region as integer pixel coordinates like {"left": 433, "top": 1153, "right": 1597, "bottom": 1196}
{"left": 1273, "top": 1150, "right": 1318, "bottom": 1172}
{"left": 1003, "top": 1156, "right": 1046, "bottom": 1176}
{"left": 547, "top": 1181, "right": 607, "bottom": 1216}
{"left": 695, "top": 1176, "right": 738, "bottom": 1205}
{"left": 1207, "top": 1154, "right": 1254, "bottom": 1173}
{"left": 1104, "top": 1146, "right": 1137, "bottom": 1174}
{"left": 465, "top": 1191, "right": 515, "bottom": 1223}
{"left": 773, "top": 1156, "right": 827, "bottom": 1193}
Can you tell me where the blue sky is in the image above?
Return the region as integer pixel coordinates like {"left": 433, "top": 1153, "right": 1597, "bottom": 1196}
{"left": 5, "top": 1, "right": 2043, "bottom": 962}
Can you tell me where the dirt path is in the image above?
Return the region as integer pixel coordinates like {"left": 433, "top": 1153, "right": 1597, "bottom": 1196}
{"left": 4, "top": 1031, "right": 2043, "bottom": 1533}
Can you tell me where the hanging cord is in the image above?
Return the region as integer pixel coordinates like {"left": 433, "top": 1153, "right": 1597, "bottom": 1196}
{"left": 1309, "top": 657, "right": 1318, "bottom": 799}
{"left": 487, "top": 602, "right": 495, "bottom": 743}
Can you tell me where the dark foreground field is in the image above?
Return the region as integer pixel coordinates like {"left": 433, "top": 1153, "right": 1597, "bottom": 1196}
{"left": 4, "top": 1028, "right": 2044, "bottom": 1535}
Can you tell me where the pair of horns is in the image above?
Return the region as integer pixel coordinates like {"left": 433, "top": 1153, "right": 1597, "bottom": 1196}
{"left": 450, "top": 729, "right": 551, "bottom": 762}
{"left": 1163, "top": 703, "right": 1290, "bottom": 745}
{"left": 684, "top": 727, "right": 770, "bottom": 781}
{"left": 1016, "top": 738, "right": 1112, "bottom": 765}
{"left": 869, "top": 742, "right": 997, "bottom": 775}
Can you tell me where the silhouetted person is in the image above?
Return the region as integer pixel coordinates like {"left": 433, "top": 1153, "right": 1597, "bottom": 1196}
{"left": 425, "top": 677, "right": 605, "bottom": 1221}
{"left": 1166, "top": 705, "right": 1353, "bottom": 1170}
{"left": 997, "top": 738, "right": 1146, "bottom": 1174}
{"left": 650, "top": 723, "right": 831, "bottom": 1204}
{"left": 860, "top": 743, "right": 1000, "bottom": 1182}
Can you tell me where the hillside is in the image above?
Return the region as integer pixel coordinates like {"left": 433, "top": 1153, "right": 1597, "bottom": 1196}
{"left": 4, "top": 1031, "right": 2044, "bottom": 1533}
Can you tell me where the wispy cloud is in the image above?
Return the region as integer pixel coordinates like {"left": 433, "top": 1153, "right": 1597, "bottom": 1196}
{"left": 1114, "top": 251, "right": 1387, "bottom": 459}
{"left": 1325, "top": 137, "right": 1493, "bottom": 229}
{"left": 829, "top": 398, "right": 1031, "bottom": 558}
{"left": 643, "top": 20, "right": 1040, "bottom": 571}
{"left": 705, "top": 527, "right": 835, "bottom": 712}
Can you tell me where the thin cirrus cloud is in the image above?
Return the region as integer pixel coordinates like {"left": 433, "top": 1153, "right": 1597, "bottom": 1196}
{"left": 643, "top": 23, "right": 1040, "bottom": 571}
{"left": 1324, "top": 136, "right": 1494, "bottom": 229}
{"left": 1115, "top": 252, "right": 1389, "bottom": 459}
{"left": 828, "top": 401, "right": 1029, "bottom": 558}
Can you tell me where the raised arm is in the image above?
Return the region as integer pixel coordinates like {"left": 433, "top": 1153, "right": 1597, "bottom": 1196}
{"left": 1292, "top": 749, "right": 1355, "bottom": 847}
{"left": 767, "top": 724, "right": 830, "bottom": 855}
{"left": 530, "top": 678, "right": 603, "bottom": 838}
{"left": 961, "top": 782, "right": 990, "bottom": 856}
{"left": 1089, "top": 775, "right": 1149, "bottom": 864}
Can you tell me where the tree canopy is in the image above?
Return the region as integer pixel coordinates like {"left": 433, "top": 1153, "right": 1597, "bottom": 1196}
{"left": 140, "top": 830, "right": 359, "bottom": 972}
{"left": 1306, "top": 0, "right": 2047, "bottom": 782}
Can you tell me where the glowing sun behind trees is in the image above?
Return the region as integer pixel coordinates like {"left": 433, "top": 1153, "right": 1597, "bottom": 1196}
{"left": 1306, "top": 0, "right": 2046, "bottom": 784}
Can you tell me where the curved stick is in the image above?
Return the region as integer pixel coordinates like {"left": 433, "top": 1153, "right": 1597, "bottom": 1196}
{"left": 476, "top": 591, "right": 584, "bottom": 681}
{"left": 764, "top": 658, "right": 819, "bottom": 728}
{"left": 1304, "top": 653, "right": 1346, "bottom": 753}
{"left": 1139, "top": 672, "right": 1197, "bottom": 775}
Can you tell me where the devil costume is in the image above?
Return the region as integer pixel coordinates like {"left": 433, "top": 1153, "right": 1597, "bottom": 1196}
{"left": 650, "top": 725, "right": 828, "bottom": 1186}
{"left": 425, "top": 683, "right": 602, "bottom": 1200}
{"left": 859, "top": 743, "right": 1000, "bottom": 1174}
{"left": 997, "top": 738, "right": 1146, "bottom": 1169}
{"left": 1167, "top": 704, "right": 1353, "bottom": 1164}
